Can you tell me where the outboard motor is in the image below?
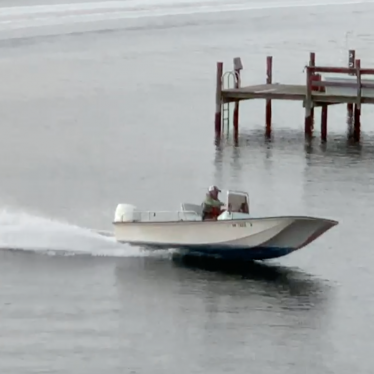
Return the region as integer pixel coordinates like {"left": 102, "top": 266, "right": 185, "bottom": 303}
{"left": 114, "top": 204, "right": 141, "bottom": 222}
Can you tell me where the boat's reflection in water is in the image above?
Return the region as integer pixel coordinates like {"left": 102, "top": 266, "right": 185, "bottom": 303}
{"left": 114, "top": 247, "right": 332, "bottom": 345}
{"left": 169, "top": 250, "right": 328, "bottom": 302}
{"left": 172, "top": 252, "right": 287, "bottom": 278}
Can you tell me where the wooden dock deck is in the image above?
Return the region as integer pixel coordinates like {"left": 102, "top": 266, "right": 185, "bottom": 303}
{"left": 222, "top": 83, "right": 374, "bottom": 105}
{"left": 214, "top": 50, "right": 374, "bottom": 142}
{"left": 222, "top": 84, "right": 306, "bottom": 102}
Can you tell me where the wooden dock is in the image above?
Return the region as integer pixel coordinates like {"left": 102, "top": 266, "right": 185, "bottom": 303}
{"left": 214, "top": 50, "right": 374, "bottom": 142}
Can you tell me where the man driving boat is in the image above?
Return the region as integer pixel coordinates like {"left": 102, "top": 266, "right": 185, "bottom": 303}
{"left": 202, "top": 185, "right": 225, "bottom": 220}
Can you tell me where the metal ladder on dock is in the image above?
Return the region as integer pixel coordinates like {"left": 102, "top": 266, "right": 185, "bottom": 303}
{"left": 221, "top": 71, "right": 238, "bottom": 131}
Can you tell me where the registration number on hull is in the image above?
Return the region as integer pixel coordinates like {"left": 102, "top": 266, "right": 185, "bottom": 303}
{"left": 231, "top": 222, "right": 251, "bottom": 228}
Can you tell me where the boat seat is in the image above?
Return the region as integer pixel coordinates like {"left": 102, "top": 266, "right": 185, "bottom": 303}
{"left": 180, "top": 203, "right": 203, "bottom": 216}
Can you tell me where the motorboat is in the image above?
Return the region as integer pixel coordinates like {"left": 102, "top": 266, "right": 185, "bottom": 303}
{"left": 112, "top": 190, "right": 338, "bottom": 260}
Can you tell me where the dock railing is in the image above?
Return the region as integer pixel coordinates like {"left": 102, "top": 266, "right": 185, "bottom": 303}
{"left": 304, "top": 58, "right": 374, "bottom": 139}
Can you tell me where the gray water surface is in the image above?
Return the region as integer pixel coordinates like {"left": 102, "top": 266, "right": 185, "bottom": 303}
{"left": 1, "top": 0, "right": 374, "bottom": 373}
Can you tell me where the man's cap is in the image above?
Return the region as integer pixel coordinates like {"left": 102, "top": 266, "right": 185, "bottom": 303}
{"left": 208, "top": 185, "right": 221, "bottom": 192}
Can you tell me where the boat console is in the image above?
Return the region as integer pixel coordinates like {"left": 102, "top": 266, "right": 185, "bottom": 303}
{"left": 182, "top": 190, "right": 250, "bottom": 221}
{"left": 226, "top": 190, "right": 250, "bottom": 214}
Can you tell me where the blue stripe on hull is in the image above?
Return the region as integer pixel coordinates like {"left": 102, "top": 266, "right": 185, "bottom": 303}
{"left": 173, "top": 246, "right": 294, "bottom": 260}
{"left": 123, "top": 242, "right": 295, "bottom": 260}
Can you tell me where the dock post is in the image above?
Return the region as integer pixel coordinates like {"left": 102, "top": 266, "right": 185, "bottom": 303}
{"left": 309, "top": 52, "right": 315, "bottom": 130}
{"left": 321, "top": 104, "right": 328, "bottom": 142}
{"left": 304, "top": 61, "right": 313, "bottom": 138}
{"left": 354, "top": 59, "right": 361, "bottom": 142}
{"left": 232, "top": 57, "right": 242, "bottom": 140}
{"left": 347, "top": 50, "right": 356, "bottom": 120}
{"left": 215, "top": 62, "right": 223, "bottom": 137}
{"left": 265, "top": 56, "right": 272, "bottom": 138}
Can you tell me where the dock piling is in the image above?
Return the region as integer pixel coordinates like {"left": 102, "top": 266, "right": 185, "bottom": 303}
{"left": 354, "top": 59, "right": 362, "bottom": 141}
{"left": 347, "top": 50, "right": 356, "bottom": 120}
{"left": 321, "top": 104, "right": 328, "bottom": 142}
{"left": 215, "top": 62, "right": 223, "bottom": 137}
{"left": 265, "top": 56, "right": 273, "bottom": 138}
{"left": 232, "top": 58, "right": 243, "bottom": 139}
{"left": 309, "top": 52, "right": 316, "bottom": 131}
{"left": 304, "top": 59, "right": 313, "bottom": 138}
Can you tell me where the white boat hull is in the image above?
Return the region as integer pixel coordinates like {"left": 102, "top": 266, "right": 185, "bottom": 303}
{"left": 113, "top": 216, "right": 338, "bottom": 260}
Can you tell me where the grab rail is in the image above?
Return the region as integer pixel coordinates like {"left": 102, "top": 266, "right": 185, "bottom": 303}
{"left": 119, "top": 210, "right": 201, "bottom": 222}
{"left": 116, "top": 209, "right": 250, "bottom": 222}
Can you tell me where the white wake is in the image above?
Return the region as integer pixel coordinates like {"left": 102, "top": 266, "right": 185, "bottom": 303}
{"left": 0, "top": 208, "right": 168, "bottom": 258}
